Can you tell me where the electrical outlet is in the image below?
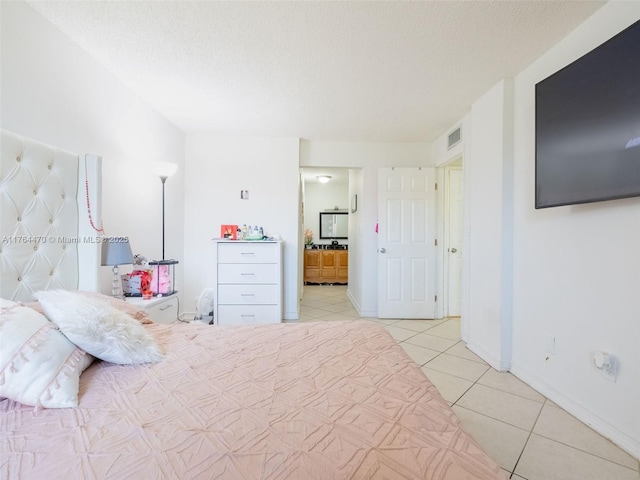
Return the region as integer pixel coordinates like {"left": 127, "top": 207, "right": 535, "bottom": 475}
{"left": 602, "top": 357, "right": 618, "bottom": 383}
{"left": 593, "top": 351, "right": 617, "bottom": 383}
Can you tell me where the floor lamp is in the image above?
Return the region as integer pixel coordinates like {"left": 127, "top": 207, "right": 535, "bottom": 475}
{"left": 153, "top": 162, "right": 178, "bottom": 260}
{"left": 151, "top": 162, "right": 179, "bottom": 297}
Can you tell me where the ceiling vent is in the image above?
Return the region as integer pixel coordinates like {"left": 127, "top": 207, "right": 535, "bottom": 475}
{"left": 447, "top": 127, "right": 462, "bottom": 150}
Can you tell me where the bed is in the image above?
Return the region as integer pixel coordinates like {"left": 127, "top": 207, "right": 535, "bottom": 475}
{"left": 0, "top": 130, "right": 505, "bottom": 479}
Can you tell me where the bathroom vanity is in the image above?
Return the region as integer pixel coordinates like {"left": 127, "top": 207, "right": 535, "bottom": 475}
{"left": 304, "top": 245, "right": 348, "bottom": 284}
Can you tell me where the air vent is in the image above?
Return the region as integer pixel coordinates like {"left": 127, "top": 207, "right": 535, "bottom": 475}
{"left": 447, "top": 127, "right": 462, "bottom": 150}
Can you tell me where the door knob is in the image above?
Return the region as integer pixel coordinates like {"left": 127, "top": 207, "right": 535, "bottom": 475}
{"left": 379, "top": 248, "right": 386, "bottom": 253}
{"left": 451, "top": 248, "right": 457, "bottom": 253}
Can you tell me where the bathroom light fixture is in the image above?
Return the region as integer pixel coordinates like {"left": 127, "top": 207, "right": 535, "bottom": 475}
{"left": 317, "top": 175, "right": 332, "bottom": 184}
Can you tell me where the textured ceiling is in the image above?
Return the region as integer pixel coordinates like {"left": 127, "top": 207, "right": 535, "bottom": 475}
{"left": 28, "top": 1, "right": 604, "bottom": 142}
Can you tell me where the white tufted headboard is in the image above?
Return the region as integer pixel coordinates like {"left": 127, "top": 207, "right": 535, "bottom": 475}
{"left": 0, "top": 130, "right": 102, "bottom": 302}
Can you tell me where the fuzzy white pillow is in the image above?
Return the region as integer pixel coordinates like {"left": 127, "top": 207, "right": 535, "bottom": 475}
{"left": 34, "top": 290, "right": 163, "bottom": 365}
{"left": 0, "top": 298, "right": 94, "bottom": 408}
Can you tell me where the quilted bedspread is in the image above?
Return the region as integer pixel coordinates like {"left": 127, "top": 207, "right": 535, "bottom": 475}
{"left": 1, "top": 320, "right": 505, "bottom": 479}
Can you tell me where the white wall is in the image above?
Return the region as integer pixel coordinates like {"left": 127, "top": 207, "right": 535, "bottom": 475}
{"left": 0, "top": 1, "right": 185, "bottom": 300}
{"left": 184, "top": 134, "right": 300, "bottom": 319}
{"left": 465, "top": 80, "right": 514, "bottom": 371}
{"left": 301, "top": 140, "right": 430, "bottom": 316}
{"left": 442, "top": 1, "right": 640, "bottom": 457}
{"left": 510, "top": 2, "right": 640, "bottom": 458}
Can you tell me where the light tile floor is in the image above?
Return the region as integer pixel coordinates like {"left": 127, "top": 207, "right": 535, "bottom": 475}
{"left": 297, "top": 285, "right": 640, "bottom": 480}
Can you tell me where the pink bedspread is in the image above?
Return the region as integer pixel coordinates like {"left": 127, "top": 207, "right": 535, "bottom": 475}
{"left": 1, "top": 321, "right": 505, "bottom": 479}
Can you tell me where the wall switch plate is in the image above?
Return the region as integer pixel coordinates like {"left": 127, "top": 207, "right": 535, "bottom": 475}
{"left": 544, "top": 334, "right": 556, "bottom": 354}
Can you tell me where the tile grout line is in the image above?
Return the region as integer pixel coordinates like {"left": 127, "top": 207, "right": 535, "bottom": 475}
{"left": 508, "top": 398, "right": 550, "bottom": 479}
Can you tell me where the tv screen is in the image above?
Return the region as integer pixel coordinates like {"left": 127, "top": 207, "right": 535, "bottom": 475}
{"left": 535, "top": 20, "right": 640, "bottom": 209}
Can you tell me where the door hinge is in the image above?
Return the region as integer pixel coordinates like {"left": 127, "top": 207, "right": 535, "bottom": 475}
{"left": 435, "top": 183, "right": 438, "bottom": 190}
{"left": 435, "top": 295, "right": 438, "bottom": 302}
{"left": 434, "top": 239, "right": 438, "bottom": 247}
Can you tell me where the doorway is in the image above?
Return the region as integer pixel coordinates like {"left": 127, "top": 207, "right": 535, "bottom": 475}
{"left": 300, "top": 167, "right": 351, "bottom": 290}
{"left": 442, "top": 157, "right": 463, "bottom": 318}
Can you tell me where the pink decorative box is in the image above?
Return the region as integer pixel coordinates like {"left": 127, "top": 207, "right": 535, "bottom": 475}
{"left": 220, "top": 224, "right": 238, "bottom": 240}
{"left": 149, "top": 260, "right": 178, "bottom": 295}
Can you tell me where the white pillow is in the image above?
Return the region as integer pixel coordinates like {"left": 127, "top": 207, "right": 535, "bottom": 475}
{"left": 0, "top": 298, "right": 94, "bottom": 408}
{"left": 34, "top": 290, "right": 163, "bottom": 365}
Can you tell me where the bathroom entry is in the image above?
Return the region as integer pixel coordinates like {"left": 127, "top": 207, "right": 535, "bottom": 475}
{"left": 300, "top": 167, "right": 350, "bottom": 285}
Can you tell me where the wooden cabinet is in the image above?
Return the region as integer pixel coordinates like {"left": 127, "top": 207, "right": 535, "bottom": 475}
{"left": 213, "top": 240, "right": 283, "bottom": 325}
{"left": 304, "top": 249, "right": 348, "bottom": 284}
{"left": 336, "top": 250, "right": 348, "bottom": 283}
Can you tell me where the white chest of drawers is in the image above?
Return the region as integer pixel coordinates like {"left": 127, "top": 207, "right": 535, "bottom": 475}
{"left": 213, "top": 240, "right": 283, "bottom": 325}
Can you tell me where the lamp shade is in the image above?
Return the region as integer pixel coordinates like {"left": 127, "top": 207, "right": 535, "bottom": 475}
{"left": 101, "top": 237, "right": 134, "bottom": 266}
{"left": 153, "top": 161, "right": 178, "bottom": 179}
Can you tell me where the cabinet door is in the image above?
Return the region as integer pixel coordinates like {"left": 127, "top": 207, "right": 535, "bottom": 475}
{"left": 304, "top": 250, "right": 321, "bottom": 283}
{"left": 336, "top": 251, "right": 349, "bottom": 283}
{"left": 320, "top": 251, "right": 337, "bottom": 282}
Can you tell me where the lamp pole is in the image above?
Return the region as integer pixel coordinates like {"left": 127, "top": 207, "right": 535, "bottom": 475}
{"left": 160, "top": 175, "right": 167, "bottom": 260}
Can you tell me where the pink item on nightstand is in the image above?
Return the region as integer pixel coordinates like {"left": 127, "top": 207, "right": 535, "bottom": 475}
{"left": 151, "top": 265, "right": 172, "bottom": 294}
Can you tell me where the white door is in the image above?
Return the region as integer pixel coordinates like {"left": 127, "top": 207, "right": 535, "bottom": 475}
{"left": 446, "top": 168, "right": 463, "bottom": 316}
{"left": 378, "top": 168, "right": 436, "bottom": 318}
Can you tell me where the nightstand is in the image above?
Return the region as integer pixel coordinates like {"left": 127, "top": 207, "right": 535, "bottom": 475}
{"left": 125, "top": 295, "right": 179, "bottom": 324}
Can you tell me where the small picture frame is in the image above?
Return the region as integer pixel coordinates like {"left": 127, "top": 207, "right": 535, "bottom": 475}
{"left": 351, "top": 194, "right": 358, "bottom": 213}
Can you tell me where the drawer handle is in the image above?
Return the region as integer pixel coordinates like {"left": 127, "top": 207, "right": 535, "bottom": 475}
{"left": 241, "top": 314, "right": 255, "bottom": 318}
{"left": 240, "top": 252, "right": 255, "bottom": 255}
{"left": 240, "top": 293, "right": 255, "bottom": 297}
{"left": 159, "top": 304, "right": 174, "bottom": 311}
{"left": 240, "top": 273, "right": 255, "bottom": 276}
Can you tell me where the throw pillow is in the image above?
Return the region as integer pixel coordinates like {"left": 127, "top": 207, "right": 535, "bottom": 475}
{"left": 0, "top": 298, "right": 93, "bottom": 408}
{"left": 34, "top": 290, "right": 163, "bottom": 365}
{"left": 27, "top": 291, "right": 153, "bottom": 324}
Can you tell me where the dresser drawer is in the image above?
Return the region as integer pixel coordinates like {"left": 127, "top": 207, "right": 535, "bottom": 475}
{"left": 218, "top": 242, "right": 279, "bottom": 264}
{"left": 131, "top": 296, "right": 178, "bottom": 324}
{"left": 147, "top": 297, "right": 178, "bottom": 324}
{"left": 218, "top": 263, "right": 278, "bottom": 284}
{"left": 218, "top": 284, "right": 279, "bottom": 304}
{"left": 217, "top": 305, "right": 281, "bottom": 325}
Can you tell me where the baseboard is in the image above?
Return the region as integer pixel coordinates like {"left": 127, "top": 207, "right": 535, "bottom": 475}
{"left": 346, "top": 289, "right": 377, "bottom": 318}
{"left": 283, "top": 311, "right": 298, "bottom": 321}
{"left": 510, "top": 364, "right": 640, "bottom": 461}
{"left": 465, "top": 339, "right": 511, "bottom": 372}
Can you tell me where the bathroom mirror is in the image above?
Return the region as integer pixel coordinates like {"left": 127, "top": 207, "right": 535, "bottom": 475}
{"left": 319, "top": 212, "right": 348, "bottom": 239}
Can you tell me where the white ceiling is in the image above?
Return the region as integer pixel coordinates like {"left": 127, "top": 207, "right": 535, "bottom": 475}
{"left": 28, "top": 1, "right": 604, "bottom": 143}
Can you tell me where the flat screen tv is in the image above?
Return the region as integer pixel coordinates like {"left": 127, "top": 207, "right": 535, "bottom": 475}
{"left": 535, "top": 20, "right": 640, "bottom": 209}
